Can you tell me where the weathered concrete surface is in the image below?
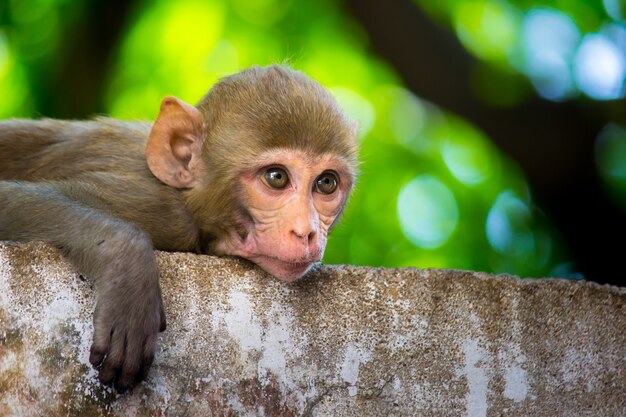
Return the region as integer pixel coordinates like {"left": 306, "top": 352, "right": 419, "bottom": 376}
{"left": 0, "top": 242, "right": 625, "bottom": 417}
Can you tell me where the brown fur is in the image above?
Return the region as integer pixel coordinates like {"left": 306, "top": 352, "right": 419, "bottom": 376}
{"left": 0, "top": 118, "right": 199, "bottom": 251}
{"left": 190, "top": 65, "right": 357, "bottom": 246}
{"left": 0, "top": 64, "right": 357, "bottom": 392}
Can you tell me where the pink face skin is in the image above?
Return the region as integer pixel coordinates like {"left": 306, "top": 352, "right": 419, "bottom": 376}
{"left": 214, "top": 149, "right": 353, "bottom": 282}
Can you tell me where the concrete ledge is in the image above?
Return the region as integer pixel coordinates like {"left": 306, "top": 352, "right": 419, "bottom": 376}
{"left": 0, "top": 242, "right": 625, "bottom": 416}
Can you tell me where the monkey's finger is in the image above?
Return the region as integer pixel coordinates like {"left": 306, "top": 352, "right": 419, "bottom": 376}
{"left": 135, "top": 333, "right": 158, "bottom": 384}
{"left": 89, "top": 342, "right": 108, "bottom": 368}
{"left": 115, "top": 332, "right": 150, "bottom": 391}
{"left": 115, "top": 357, "right": 140, "bottom": 393}
{"left": 98, "top": 329, "right": 126, "bottom": 386}
{"left": 89, "top": 313, "right": 113, "bottom": 367}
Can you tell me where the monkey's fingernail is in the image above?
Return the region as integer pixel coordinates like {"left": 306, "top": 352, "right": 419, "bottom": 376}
{"left": 89, "top": 354, "right": 104, "bottom": 367}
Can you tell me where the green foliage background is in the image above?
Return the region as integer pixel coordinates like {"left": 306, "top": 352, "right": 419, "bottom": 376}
{"left": 2, "top": 0, "right": 625, "bottom": 278}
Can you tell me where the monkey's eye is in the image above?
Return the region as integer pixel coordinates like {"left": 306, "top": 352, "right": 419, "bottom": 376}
{"left": 264, "top": 167, "right": 289, "bottom": 189}
{"left": 315, "top": 171, "right": 338, "bottom": 194}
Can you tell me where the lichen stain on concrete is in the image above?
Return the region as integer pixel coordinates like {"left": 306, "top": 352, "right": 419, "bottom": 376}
{"left": 339, "top": 342, "right": 371, "bottom": 397}
{"left": 456, "top": 300, "right": 531, "bottom": 416}
{"left": 183, "top": 375, "right": 303, "bottom": 417}
{"left": 219, "top": 288, "right": 263, "bottom": 369}
{"left": 37, "top": 323, "right": 81, "bottom": 372}
{"left": 499, "top": 349, "right": 529, "bottom": 403}
{"left": 387, "top": 302, "right": 426, "bottom": 354}
{"left": 207, "top": 286, "right": 317, "bottom": 413}
{"left": 458, "top": 338, "right": 491, "bottom": 417}
{"left": 0, "top": 245, "right": 116, "bottom": 417}
{"left": 0, "top": 320, "right": 116, "bottom": 417}
{"left": 561, "top": 346, "right": 601, "bottom": 393}
{"left": 499, "top": 296, "right": 530, "bottom": 403}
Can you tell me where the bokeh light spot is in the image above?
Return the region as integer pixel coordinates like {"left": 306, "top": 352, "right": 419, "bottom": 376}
{"left": 440, "top": 128, "right": 494, "bottom": 186}
{"left": 384, "top": 87, "right": 431, "bottom": 152}
{"left": 453, "top": 0, "right": 519, "bottom": 61}
{"left": 603, "top": 0, "right": 625, "bottom": 20}
{"left": 397, "top": 175, "right": 459, "bottom": 249}
{"left": 574, "top": 33, "right": 626, "bottom": 100}
{"left": 520, "top": 9, "right": 580, "bottom": 101}
{"left": 522, "top": 9, "right": 580, "bottom": 57}
{"left": 486, "top": 190, "right": 534, "bottom": 255}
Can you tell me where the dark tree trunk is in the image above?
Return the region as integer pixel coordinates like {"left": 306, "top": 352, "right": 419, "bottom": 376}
{"left": 26, "top": 0, "right": 139, "bottom": 118}
{"left": 345, "top": 0, "right": 626, "bottom": 285}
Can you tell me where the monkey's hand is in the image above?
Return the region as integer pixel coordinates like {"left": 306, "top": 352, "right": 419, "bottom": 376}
{"left": 0, "top": 182, "right": 167, "bottom": 392}
{"left": 88, "top": 229, "right": 167, "bottom": 392}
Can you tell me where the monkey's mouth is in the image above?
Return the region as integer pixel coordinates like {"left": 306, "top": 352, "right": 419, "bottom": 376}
{"left": 253, "top": 255, "right": 318, "bottom": 282}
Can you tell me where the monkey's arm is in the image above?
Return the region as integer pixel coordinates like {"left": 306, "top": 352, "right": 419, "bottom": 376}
{"left": 0, "top": 180, "right": 166, "bottom": 392}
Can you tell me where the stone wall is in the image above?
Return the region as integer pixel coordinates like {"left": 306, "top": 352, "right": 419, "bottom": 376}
{"left": 0, "top": 242, "right": 624, "bottom": 416}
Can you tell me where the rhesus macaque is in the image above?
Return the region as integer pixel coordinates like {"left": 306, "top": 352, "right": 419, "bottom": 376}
{"left": 0, "top": 65, "right": 358, "bottom": 392}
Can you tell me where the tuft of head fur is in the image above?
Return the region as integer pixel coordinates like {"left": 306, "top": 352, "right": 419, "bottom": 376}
{"left": 184, "top": 65, "right": 358, "bottom": 250}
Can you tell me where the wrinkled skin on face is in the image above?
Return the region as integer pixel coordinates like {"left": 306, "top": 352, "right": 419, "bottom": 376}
{"left": 147, "top": 66, "right": 358, "bottom": 282}
{"left": 214, "top": 149, "right": 353, "bottom": 281}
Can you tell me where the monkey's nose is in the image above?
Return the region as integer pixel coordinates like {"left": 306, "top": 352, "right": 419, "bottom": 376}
{"left": 291, "top": 228, "right": 317, "bottom": 246}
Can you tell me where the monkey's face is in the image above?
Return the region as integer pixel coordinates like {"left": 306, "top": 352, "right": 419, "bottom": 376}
{"left": 214, "top": 149, "right": 353, "bottom": 281}
{"left": 145, "top": 67, "right": 359, "bottom": 281}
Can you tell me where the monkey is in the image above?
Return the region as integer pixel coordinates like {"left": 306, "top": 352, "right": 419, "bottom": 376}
{"left": 0, "top": 65, "right": 358, "bottom": 392}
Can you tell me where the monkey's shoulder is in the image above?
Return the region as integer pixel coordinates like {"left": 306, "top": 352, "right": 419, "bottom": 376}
{"left": 0, "top": 117, "right": 154, "bottom": 181}
{"left": 80, "top": 117, "right": 152, "bottom": 142}
{"left": 0, "top": 117, "right": 152, "bottom": 148}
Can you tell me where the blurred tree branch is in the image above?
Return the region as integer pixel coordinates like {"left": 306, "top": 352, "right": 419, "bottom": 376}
{"left": 24, "top": 0, "right": 139, "bottom": 118}
{"left": 345, "top": 0, "right": 626, "bottom": 283}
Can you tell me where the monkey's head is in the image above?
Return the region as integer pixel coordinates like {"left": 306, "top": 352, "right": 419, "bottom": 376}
{"left": 146, "top": 65, "right": 358, "bottom": 281}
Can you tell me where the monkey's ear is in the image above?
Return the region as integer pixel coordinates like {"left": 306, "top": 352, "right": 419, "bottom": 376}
{"left": 146, "top": 96, "right": 205, "bottom": 188}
